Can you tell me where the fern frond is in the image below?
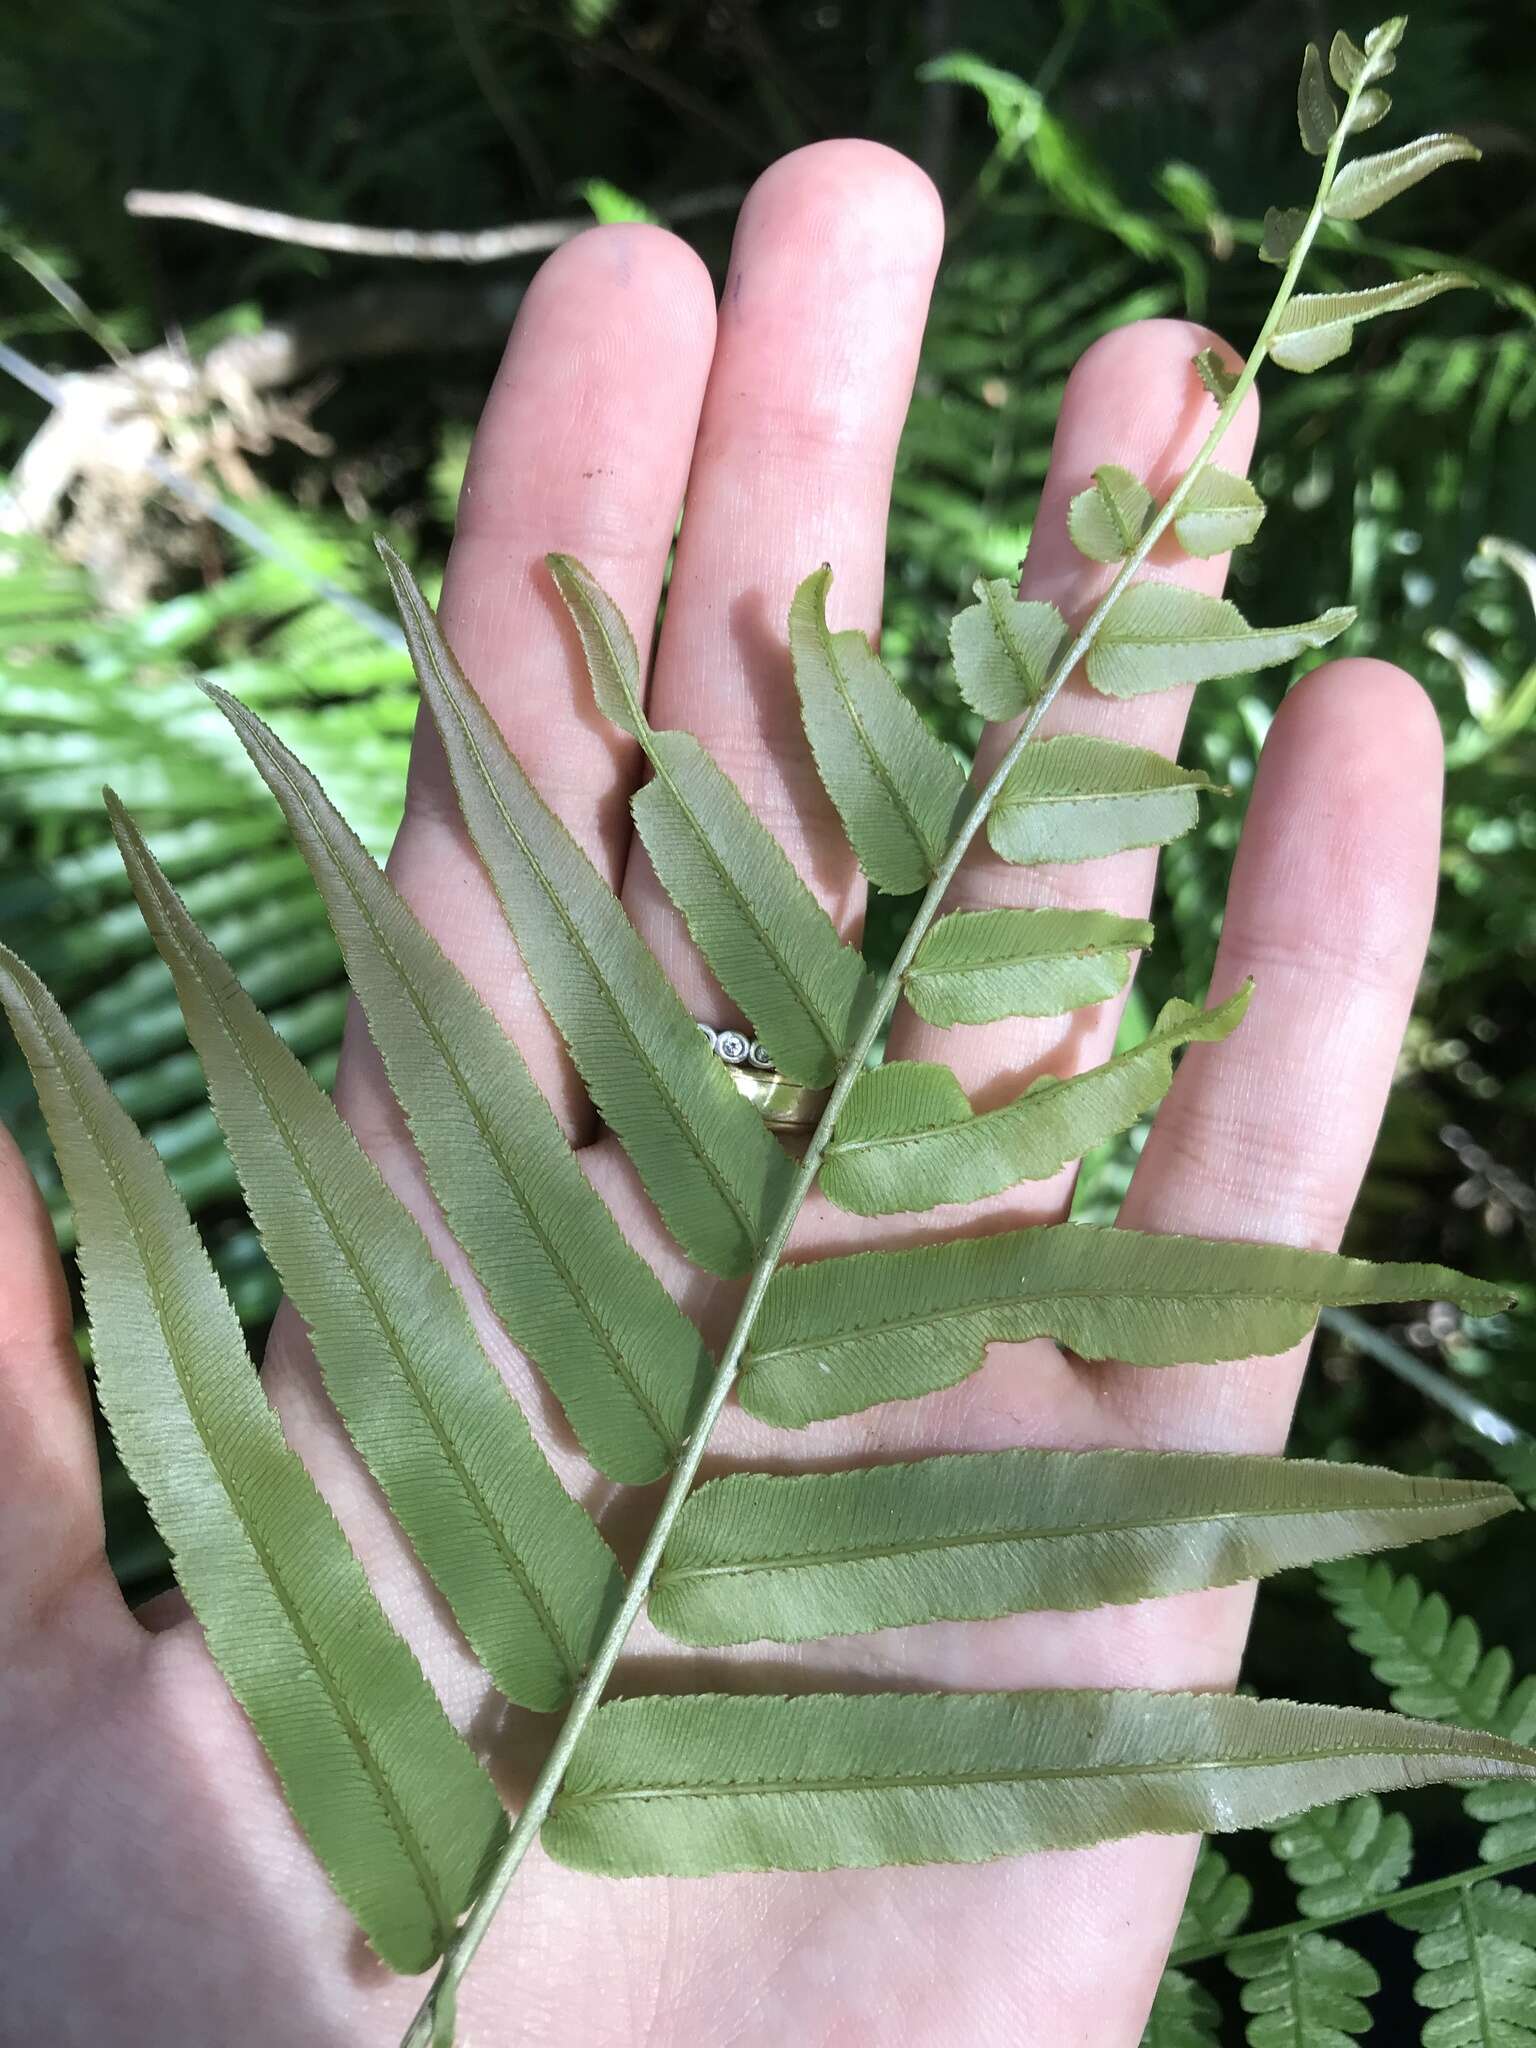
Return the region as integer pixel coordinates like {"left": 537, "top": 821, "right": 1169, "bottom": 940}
{"left": 1270, "top": 1794, "right": 1413, "bottom": 1916}
{"left": 1317, "top": 1558, "right": 1536, "bottom": 1861}
{"left": 1140, "top": 1969, "right": 1223, "bottom": 2048}
{"left": 1392, "top": 1879, "right": 1536, "bottom": 2046}
{"left": 1228, "top": 1931, "right": 1378, "bottom": 2047}
{"left": 4, "top": 27, "right": 1527, "bottom": 2043}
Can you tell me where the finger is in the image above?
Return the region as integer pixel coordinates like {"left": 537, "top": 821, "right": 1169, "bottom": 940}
{"left": 885, "top": 318, "right": 1260, "bottom": 1126}
{"left": 0, "top": 1123, "right": 118, "bottom": 1635}
{"left": 617, "top": 141, "right": 944, "bottom": 1016}
{"left": 1091, "top": 657, "right": 1444, "bottom": 1450}
{"left": 344, "top": 225, "right": 717, "bottom": 1142}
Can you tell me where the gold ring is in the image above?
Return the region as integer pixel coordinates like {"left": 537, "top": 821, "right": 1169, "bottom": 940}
{"left": 724, "top": 1065, "right": 831, "bottom": 1133}
{"left": 697, "top": 1022, "right": 830, "bottom": 1134}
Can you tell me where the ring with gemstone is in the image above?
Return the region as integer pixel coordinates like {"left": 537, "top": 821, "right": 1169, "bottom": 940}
{"left": 696, "top": 1023, "right": 830, "bottom": 1134}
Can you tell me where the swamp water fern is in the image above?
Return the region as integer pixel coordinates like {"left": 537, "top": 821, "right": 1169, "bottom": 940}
{"left": 0, "top": 21, "right": 1523, "bottom": 2045}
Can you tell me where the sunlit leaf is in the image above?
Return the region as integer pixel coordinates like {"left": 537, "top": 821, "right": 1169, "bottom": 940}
{"left": 1298, "top": 43, "right": 1339, "bottom": 156}
{"left": 649, "top": 1449, "right": 1514, "bottom": 1646}
{"left": 1173, "top": 467, "right": 1268, "bottom": 558}
{"left": 902, "top": 905, "right": 1153, "bottom": 1026}
{"left": 822, "top": 986, "right": 1251, "bottom": 1216}
{"left": 949, "top": 578, "right": 1068, "bottom": 721}
{"left": 108, "top": 798, "right": 625, "bottom": 1714}
{"left": 1068, "top": 464, "right": 1156, "bottom": 564}
{"left": 989, "top": 734, "right": 1224, "bottom": 866}
{"left": 0, "top": 943, "right": 505, "bottom": 1973}
{"left": 788, "top": 565, "right": 967, "bottom": 895}
{"left": 379, "top": 541, "right": 795, "bottom": 1279}
{"left": 1086, "top": 586, "right": 1354, "bottom": 698}
{"left": 739, "top": 1225, "right": 1512, "bottom": 1428}
{"left": 543, "top": 1690, "right": 1536, "bottom": 1878}
{"left": 210, "top": 686, "right": 711, "bottom": 1485}
{"left": 1326, "top": 135, "right": 1481, "bottom": 222}
{"left": 548, "top": 554, "right": 874, "bottom": 1087}
{"left": 1269, "top": 274, "right": 1474, "bottom": 375}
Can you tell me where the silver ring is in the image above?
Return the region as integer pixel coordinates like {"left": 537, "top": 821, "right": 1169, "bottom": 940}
{"left": 696, "top": 1022, "right": 830, "bottom": 1133}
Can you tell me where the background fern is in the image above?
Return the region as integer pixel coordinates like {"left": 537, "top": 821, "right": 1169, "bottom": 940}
{"left": 2, "top": 0, "right": 1534, "bottom": 2031}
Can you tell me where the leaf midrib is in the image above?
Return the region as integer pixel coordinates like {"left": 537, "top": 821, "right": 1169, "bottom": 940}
{"left": 827, "top": 1042, "right": 1167, "bottom": 1162}
{"left": 748, "top": 1275, "right": 1348, "bottom": 1364}
{"left": 559, "top": 1737, "right": 1506, "bottom": 1809}
{"left": 28, "top": 987, "right": 454, "bottom": 1946}
{"left": 658, "top": 1494, "right": 1479, "bottom": 1585}
{"left": 909, "top": 941, "right": 1127, "bottom": 981}
{"left": 251, "top": 723, "right": 679, "bottom": 1463}
{"left": 993, "top": 781, "right": 1193, "bottom": 814}
{"left": 980, "top": 578, "right": 1050, "bottom": 705}
{"left": 147, "top": 869, "right": 582, "bottom": 1690}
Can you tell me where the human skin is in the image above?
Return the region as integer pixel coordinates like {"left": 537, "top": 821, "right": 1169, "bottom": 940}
{"left": 0, "top": 141, "right": 1444, "bottom": 2046}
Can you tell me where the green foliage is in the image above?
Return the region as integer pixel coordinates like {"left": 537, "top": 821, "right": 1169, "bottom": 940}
{"left": 543, "top": 1691, "right": 1536, "bottom": 1880}
{"left": 1317, "top": 1557, "right": 1536, "bottom": 1860}
{"left": 739, "top": 1226, "right": 1508, "bottom": 1428}
{"left": 988, "top": 735, "right": 1225, "bottom": 866}
{"left": 1317, "top": 1556, "right": 1531, "bottom": 1732}
{"left": 107, "top": 797, "right": 624, "bottom": 1713}
{"left": 1271, "top": 1795, "right": 1414, "bottom": 1917}
{"left": 1174, "top": 469, "right": 1269, "bottom": 559}
{"left": 0, "top": 528, "right": 413, "bottom": 1290}
{"left": 1085, "top": 588, "right": 1356, "bottom": 698}
{"left": 551, "top": 554, "right": 874, "bottom": 1087}
{"left": 821, "top": 985, "right": 1253, "bottom": 1215}
{"left": 1326, "top": 135, "right": 1482, "bottom": 222}
{"left": 1069, "top": 463, "right": 1156, "bottom": 563}
{"left": 1142, "top": 1969, "right": 1224, "bottom": 2048}
{"left": 1181, "top": 1846, "right": 1257, "bottom": 1947}
{"left": 788, "top": 566, "right": 968, "bottom": 895}
{"left": 1298, "top": 45, "right": 1342, "bottom": 159}
{"left": 0, "top": 942, "right": 505, "bottom": 1973}
{"left": 650, "top": 1451, "right": 1512, "bottom": 1648}
{"left": 949, "top": 578, "right": 1067, "bottom": 720}
{"left": 901, "top": 905, "right": 1153, "bottom": 1026}
{"left": 1230, "top": 1932, "right": 1378, "bottom": 2046}
{"left": 381, "top": 545, "right": 795, "bottom": 1280}
{"left": 211, "top": 687, "right": 710, "bottom": 1485}
{"left": 1270, "top": 275, "right": 1477, "bottom": 374}
{"left": 1393, "top": 1880, "right": 1536, "bottom": 2045}
{"left": 4, "top": 13, "right": 1532, "bottom": 2038}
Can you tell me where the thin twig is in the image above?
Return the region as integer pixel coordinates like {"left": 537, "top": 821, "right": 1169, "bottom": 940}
{"left": 123, "top": 186, "right": 740, "bottom": 262}
{"left": 1321, "top": 1307, "right": 1530, "bottom": 1449}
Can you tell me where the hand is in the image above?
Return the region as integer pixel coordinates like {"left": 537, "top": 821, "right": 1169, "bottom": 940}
{"left": 0, "top": 142, "right": 1442, "bottom": 2047}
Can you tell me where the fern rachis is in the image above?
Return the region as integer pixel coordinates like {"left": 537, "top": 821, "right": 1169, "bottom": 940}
{"left": 0, "top": 20, "right": 1523, "bottom": 2047}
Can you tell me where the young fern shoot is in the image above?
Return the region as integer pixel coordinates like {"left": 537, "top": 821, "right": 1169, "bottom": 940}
{"left": 0, "top": 20, "right": 1510, "bottom": 2048}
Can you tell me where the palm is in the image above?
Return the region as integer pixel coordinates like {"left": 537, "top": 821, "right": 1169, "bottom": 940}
{"left": 0, "top": 142, "right": 1441, "bottom": 2046}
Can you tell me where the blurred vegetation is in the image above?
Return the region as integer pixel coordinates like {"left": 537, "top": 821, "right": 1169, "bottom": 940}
{"left": 1, "top": 0, "right": 1533, "bottom": 2020}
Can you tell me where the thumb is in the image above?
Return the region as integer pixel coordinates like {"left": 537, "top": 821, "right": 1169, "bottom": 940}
{"left": 0, "top": 1119, "right": 113, "bottom": 1633}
